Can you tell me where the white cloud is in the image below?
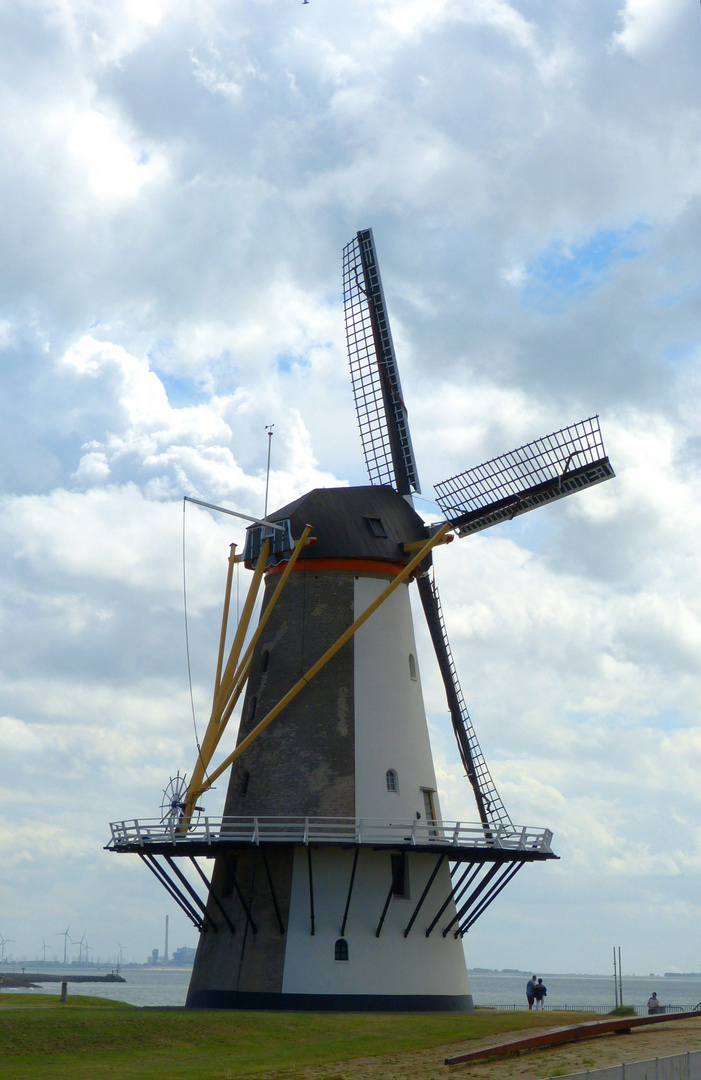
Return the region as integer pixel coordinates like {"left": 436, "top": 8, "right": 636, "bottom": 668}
{"left": 611, "top": 0, "right": 689, "bottom": 57}
{"left": 63, "top": 106, "right": 168, "bottom": 201}
{"left": 1, "top": 0, "right": 701, "bottom": 978}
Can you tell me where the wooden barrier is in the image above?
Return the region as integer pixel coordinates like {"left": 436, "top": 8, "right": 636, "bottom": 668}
{"left": 445, "top": 1009, "right": 701, "bottom": 1066}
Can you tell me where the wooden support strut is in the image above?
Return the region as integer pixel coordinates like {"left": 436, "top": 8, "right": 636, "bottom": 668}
{"left": 188, "top": 856, "right": 237, "bottom": 937}
{"left": 212, "top": 543, "right": 237, "bottom": 702}
{"left": 209, "top": 525, "right": 314, "bottom": 742}
{"left": 307, "top": 847, "right": 315, "bottom": 936}
{"left": 194, "top": 521, "right": 453, "bottom": 800}
{"left": 230, "top": 872, "right": 258, "bottom": 936}
{"left": 457, "top": 861, "right": 524, "bottom": 937}
{"left": 441, "top": 862, "right": 502, "bottom": 937}
{"left": 183, "top": 538, "right": 270, "bottom": 823}
{"left": 260, "top": 848, "right": 285, "bottom": 936}
{"left": 163, "top": 855, "right": 218, "bottom": 931}
{"left": 340, "top": 847, "right": 360, "bottom": 937}
{"left": 375, "top": 856, "right": 406, "bottom": 938}
{"left": 183, "top": 525, "right": 313, "bottom": 825}
{"left": 403, "top": 853, "right": 445, "bottom": 938}
{"left": 211, "top": 538, "right": 270, "bottom": 719}
{"left": 424, "top": 863, "right": 480, "bottom": 938}
{"left": 139, "top": 854, "right": 204, "bottom": 931}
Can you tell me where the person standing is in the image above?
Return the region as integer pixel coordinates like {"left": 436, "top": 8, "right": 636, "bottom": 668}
{"left": 648, "top": 992, "right": 661, "bottom": 1014}
{"left": 526, "top": 975, "right": 536, "bottom": 1010}
{"left": 534, "top": 978, "right": 547, "bottom": 1010}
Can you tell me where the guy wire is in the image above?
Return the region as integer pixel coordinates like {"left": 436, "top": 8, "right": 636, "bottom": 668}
{"left": 182, "top": 497, "right": 209, "bottom": 784}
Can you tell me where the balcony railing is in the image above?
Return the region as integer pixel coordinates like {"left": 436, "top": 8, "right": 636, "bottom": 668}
{"left": 107, "top": 815, "right": 554, "bottom": 854}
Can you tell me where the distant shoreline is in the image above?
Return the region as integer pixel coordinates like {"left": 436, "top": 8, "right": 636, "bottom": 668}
{"left": 468, "top": 970, "right": 701, "bottom": 979}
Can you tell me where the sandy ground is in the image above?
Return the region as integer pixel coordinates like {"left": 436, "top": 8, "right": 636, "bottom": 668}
{"left": 284, "top": 1015, "right": 701, "bottom": 1080}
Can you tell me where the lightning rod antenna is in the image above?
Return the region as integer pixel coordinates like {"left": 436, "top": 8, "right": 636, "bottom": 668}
{"left": 264, "top": 424, "right": 274, "bottom": 518}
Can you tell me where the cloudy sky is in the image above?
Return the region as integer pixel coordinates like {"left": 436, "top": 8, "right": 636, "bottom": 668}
{"left": 1, "top": 0, "right": 701, "bottom": 982}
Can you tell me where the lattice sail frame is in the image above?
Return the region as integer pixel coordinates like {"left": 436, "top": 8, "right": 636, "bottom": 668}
{"left": 342, "top": 229, "right": 420, "bottom": 496}
{"left": 434, "top": 416, "right": 614, "bottom": 537}
{"left": 417, "top": 570, "right": 513, "bottom": 831}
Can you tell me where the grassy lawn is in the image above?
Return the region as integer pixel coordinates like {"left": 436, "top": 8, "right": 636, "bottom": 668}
{"left": 0, "top": 993, "right": 595, "bottom": 1080}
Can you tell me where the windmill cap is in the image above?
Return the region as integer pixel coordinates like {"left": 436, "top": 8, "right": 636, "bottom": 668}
{"left": 261, "top": 486, "right": 431, "bottom": 567}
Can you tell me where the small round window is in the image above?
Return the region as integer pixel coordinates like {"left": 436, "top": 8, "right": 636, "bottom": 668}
{"left": 386, "top": 769, "right": 399, "bottom": 794}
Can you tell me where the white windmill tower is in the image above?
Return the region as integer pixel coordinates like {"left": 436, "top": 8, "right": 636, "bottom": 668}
{"left": 107, "top": 229, "right": 614, "bottom": 1011}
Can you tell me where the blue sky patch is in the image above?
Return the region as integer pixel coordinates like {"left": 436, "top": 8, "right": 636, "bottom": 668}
{"left": 275, "top": 352, "right": 308, "bottom": 373}
{"left": 521, "top": 222, "right": 649, "bottom": 313}
{"left": 154, "top": 369, "right": 206, "bottom": 407}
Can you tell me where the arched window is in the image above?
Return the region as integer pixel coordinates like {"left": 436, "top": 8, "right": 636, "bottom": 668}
{"left": 334, "top": 938, "right": 349, "bottom": 962}
{"left": 386, "top": 769, "right": 398, "bottom": 793}
{"left": 409, "top": 653, "right": 417, "bottom": 680}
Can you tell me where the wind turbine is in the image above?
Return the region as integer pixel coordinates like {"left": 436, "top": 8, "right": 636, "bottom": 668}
{"left": 74, "top": 932, "right": 87, "bottom": 964}
{"left": 0, "top": 934, "right": 16, "bottom": 963}
{"left": 55, "top": 922, "right": 71, "bottom": 965}
{"left": 39, "top": 939, "right": 51, "bottom": 963}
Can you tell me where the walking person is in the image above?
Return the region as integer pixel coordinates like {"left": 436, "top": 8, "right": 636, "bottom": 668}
{"left": 526, "top": 975, "right": 537, "bottom": 1010}
{"left": 534, "top": 978, "right": 547, "bottom": 1010}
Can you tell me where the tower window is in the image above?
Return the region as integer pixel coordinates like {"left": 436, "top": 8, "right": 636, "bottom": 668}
{"left": 249, "top": 696, "right": 257, "bottom": 722}
{"left": 386, "top": 769, "right": 399, "bottom": 793}
{"left": 261, "top": 650, "right": 270, "bottom": 672}
{"left": 334, "top": 938, "right": 349, "bottom": 962}
{"left": 409, "top": 653, "right": 417, "bottom": 680}
{"left": 364, "top": 516, "right": 387, "bottom": 538}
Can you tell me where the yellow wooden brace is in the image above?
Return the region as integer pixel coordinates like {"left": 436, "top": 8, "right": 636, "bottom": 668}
{"left": 193, "top": 521, "right": 452, "bottom": 800}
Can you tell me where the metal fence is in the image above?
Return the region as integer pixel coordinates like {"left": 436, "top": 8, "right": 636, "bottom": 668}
{"left": 107, "top": 815, "right": 554, "bottom": 853}
{"left": 487, "top": 1005, "right": 689, "bottom": 1017}
{"left": 548, "top": 1049, "right": 701, "bottom": 1080}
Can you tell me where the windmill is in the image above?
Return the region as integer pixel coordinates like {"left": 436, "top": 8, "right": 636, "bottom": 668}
{"left": 107, "top": 229, "right": 614, "bottom": 1011}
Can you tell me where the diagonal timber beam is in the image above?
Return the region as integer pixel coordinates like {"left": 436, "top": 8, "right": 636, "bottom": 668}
{"left": 212, "top": 543, "right": 237, "bottom": 704}
{"left": 192, "top": 522, "right": 452, "bottom": 799}
{"left": 183, "top": 538, "right": 270, "bottom": 822}
{"left": 182, "top": 526, "right": 313, "bottom": 826}
{"left": 211, "top": 525, "right": 314, "bottom": 739}
{"left": 210, "top": 539, "right": 271, "bottom": 721}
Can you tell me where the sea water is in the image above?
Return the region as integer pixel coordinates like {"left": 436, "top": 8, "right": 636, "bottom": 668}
{"left": 0, "top": 965, "right": 192, "bottom": 1007}
{"left": 468, "top": 972, "right": 701, "bottom": 1014}
{"left": 2, "top": 967, "right": 701, "bottom": 1011}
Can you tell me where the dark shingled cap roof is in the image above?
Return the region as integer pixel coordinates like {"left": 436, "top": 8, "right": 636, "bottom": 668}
{"left": 268, "top": 486, "right": 431, "bottom": 565}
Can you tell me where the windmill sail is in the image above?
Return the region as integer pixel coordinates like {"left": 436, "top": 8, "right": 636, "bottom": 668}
{"left": 342, "top": 229, "right": 420, "bottom": 496}
{"left": 416, "top": 570, "right": 513, "bottom": 831}
{"left": 343, "top": 227, "right": 517, "bottom": 831}
{"left": 435, "top": 416, "right": 614, "bottom": 536}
